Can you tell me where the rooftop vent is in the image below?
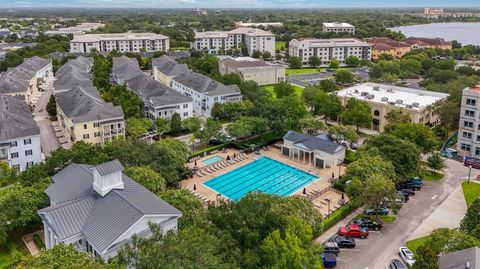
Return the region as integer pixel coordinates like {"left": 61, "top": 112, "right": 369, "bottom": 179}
{"left": 381, "top": 97, "right": 388, "bottom": 102}
{"left": 361, "top": 91, "right": 368, "bottom": 96}
{"left": 373, "top": 86, "right": 380, "bottom": 91}
{"left": 366, "top": 94, "right": 375, "bottom": 99}
{"left": 412, "top": 102, "right": 420, "bottom": 108}
{"left": 387, "top": 88, "right": 393, "bottom": 92}
{"left": 406, "top": 104, "right": 412, "bottom": 108}
{"left": 396, "top": 99, "right": 403, "bottom": 105}
{"left": 354, "top": 89, "right": 359, "bottom": 94}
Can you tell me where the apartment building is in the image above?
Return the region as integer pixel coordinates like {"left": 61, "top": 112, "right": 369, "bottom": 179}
{"left": 368, "top": 37, "right": 412, "bottom": 60}
{"left": 172, "top": 71, "right": 242, "bottom": 117}
{"left": 457, "top": 86, "right": 480, "bottom": 157}
{"left": 70, "top": 32, "right": 169, "bottom": 53}
{"left": 0, "top": 95, "right": 42, "bottom": 171}
{"left": 112, "top": 56, "right": 193, "bottom": 120}
{"left": 53, "top": 56, "right": 93, "bottom": 94}
{"left": 219, "top": 57, "right": 285, "bottom": 86}
{"left": 322, "top": 23, "right": 355, "bottom": 34}
{"left": 336, "top": 82, "right": 449, "bottom": 132}
{"left": 56, "top": 86, "right": 125, "bottom": 145}
{"left": 289, "top": 38, "right": 371, "bottom": 67}
{"left": 151, "top": 55, "right": 189, "bottom": 87}
{"left": 235, "top": 21, "right": 283, "bottom": 28}
{"left": 193, "top": 27, "right": 275, "bottom": 56}
{"left": 0, "top": 56, "right": 52, "bottom": 106}
{"left": 45, "top": 22, "right": 104, "bottom": 36}
{"left": 404, "top": 37, "right": 452, "bottom": 50}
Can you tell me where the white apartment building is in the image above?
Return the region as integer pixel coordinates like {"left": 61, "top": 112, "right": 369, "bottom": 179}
{"left": 193, "top": 27, "right": 275, "bottom": 56}
{"left": 0, "top": 95, "right": 42, "bottom": 172}
{"left": 235, "top": 21, "right": 283, "bottom": 28}
{"left": 458, "top": 86, "right": 480, "bottom": 157}
{"left": 70, "top": 33, "right": 169, "bottom": 53}
{"left": 289, "top": 38, "right": 372, "bottom": 67}
{"left": 45, "top": 22, "right": 104, "bottom": 36}
{"left": 322, "top": 23, "right": 356, "bottom": 34}
{"left": 172, "top": 71, "right": 242, "bottom": 117}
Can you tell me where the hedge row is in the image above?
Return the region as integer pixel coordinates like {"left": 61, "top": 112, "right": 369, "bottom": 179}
{"left": 188, "top": 143, "right": 229, "bottom": 159}
{"left": 321, "top": 198, "right": 361, "bottom": 233}
{"left": 33, "top": 233, "right": 45, "bottom": 250}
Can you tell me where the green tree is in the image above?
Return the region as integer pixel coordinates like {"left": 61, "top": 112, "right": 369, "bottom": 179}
{"left": 181, "top": 117, "right": 202, "bottom": 133}
{"left": 159, "top": 189, "right": 208, "bottom": 229}
{"left": 343, "top": 154, "right": 398, "bottom": 184}
{"left": 369, "top": 64, "right": 383, "bottom": 79}
{"left": 46, "top": 94, "right": 57, "bottom": 120}
{"left": 123, "top": 166, "right": 166, "bottom": 193}
{"left": 335, "top": 69, "right": 355, "bottom": 84}
{"left": 170, "top": 113, "right": 182, "bottom": 135}
{"left": 341, "top": 99, "right": 372, "bottom": 131}
{"left": 288, "top": 56, "right": 302, "bottom": 69}
{"left": 262, "top": 51, "right": 272, "bottom": 60}
{"left": 126, "top": 118, "right": 153, "bottom": 139}
{"left": 154, "top": 118, "right": 170, "bottom": 138}
{"left": 307, "top": 56, "right": 321, "bottom": 68}
{"left": 345, "top": 56, "right": 361, "bottom": 67}
{"left": 385, "top": 109, "right": 411, "bottom": 125}
{"left": 221, "top": 72, "right": 242, "bottom": 85}
{"left": 299, "top": 116, "right": 327, "bottom": 135}
{"left": 384, "top": 123, "right": 439, "bottom": 153}
{"left": 427, "top": 153, "right": 446, "bottom": 172}
{"left": 252, "top": 50, "right": 262, "bottom": 59}
{"left": 274, "top": 81, "right": 295, "bottom": 98}
{"left": 460, "top": 197, "right": 480, "bottom": 239}
{"left": 194, "top": 119, "right": 221, "bottom": 143}
{"left": 329, "top": 58, "right": 340, "bottom": 69}
{"left": 318, "top": 79, "right": 338, "bottom": 92}
{"left": 0, "top": 162, "right": 19, "bottom": 187}
{"left": 312, "top": 91, "right": 342, "bottom": 121}
{"left": 328, "top": 125, "right": 358, "bottom": 143}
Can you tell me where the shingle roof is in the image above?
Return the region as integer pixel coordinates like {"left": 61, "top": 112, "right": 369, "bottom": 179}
{"left": 0, "top": 56, "right": 49, "bottom": 94}
{"left": 56, "top": 86, "right": 124, "bottom": 123}
{"left": 94, "top": 159, "right": 124, "bottom": 176}
{"left": 54, "top": 56, "right": 93, "bottom": 92}
{"left": 283, "top": 130, "right": 343, "bottom": 154}
{"left": 125, "top": 73, "right": 192, "bottom": 107}
{"left": 111, "top": 56, "right": 144, "bottom": 82}
{"left": 220, "top": 57, "right": 272, "bottom": 69}
{"left": 172, "top": 71, "right": 241, "bottom": 96}
{"left": 39, "top": 161, "right": 182, "bottom": 253}
{"left": 0, "top": 94, "right": 40, "bottom": 141}
{"left": 151, "top": 55, "right": 189, "bottom": 77}
{"left": 438, "top": 247, "right": 480, "bottom": 269}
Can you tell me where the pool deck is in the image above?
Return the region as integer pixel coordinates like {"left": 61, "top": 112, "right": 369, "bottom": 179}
{"left": 182, "top": 147, "right": 346, "bottom": 205}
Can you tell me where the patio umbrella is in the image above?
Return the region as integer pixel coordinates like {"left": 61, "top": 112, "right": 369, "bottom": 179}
{"left": 193, "top": 184, "right": 197, "bottom": 191}
{"left": 194, "top": 160, "right": 197, "bottom": 166}
{"left": 303, "top": 188, "right": 306, "bottom": 195}
{"left": 233, "top": 153, "right": 236, "bottom": 158}
{"left": 227, "top": 155, "right": 230, "bottom": 161}
{"left": 341, "top": 193, "right": 344, "bottom": 199}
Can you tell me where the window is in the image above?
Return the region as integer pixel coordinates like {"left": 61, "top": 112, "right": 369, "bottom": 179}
{"left": 467, "top": 98, "right": 477, "bottom": 106}
{"left": 10, "top": 141, "right": 17, "bottom": 147}
{"left": 26, "top": 161, "right": 34, "bottom": 168}
{"left": 94, "top": 132, "right": 101, "bottom": 137}
{"left": 183, "top": 112, "right": 188, "bottom": 117}
{"left": 93, "top": 122, "right": 100, "bottom": 128}
{"left": 12, "top": 164, "right": 20, "bottom": 171}
{"left": 25, "top": 150, "right": 33, "bottom": 156}
{"left": 11, "top": 152, "right": 18, "bottom": 158}
{"left": 183, "top": 104, "right": 188, "bottom": 108}
{"left": 24, "top": 138, "right": 31, "bottom": 145}
{"left": 374, "top": 110, "right": 380, "bottom": 116}
{"left": 465, "top": 110, "right": 475, "bottom": 117}
{"left": 84, "top": 124, "right": 88, "bottom": 129}
{"left": 476, "top": 147, "right": 480, "bottom": 156}
{"left": 464, "top": 121, "right": 474, "bottom": 128}
{"left": 461, "top": 143, "right": 472, "bottom": 152}
{"left": 83, "top": 134, "right": 90, "bottom": 139}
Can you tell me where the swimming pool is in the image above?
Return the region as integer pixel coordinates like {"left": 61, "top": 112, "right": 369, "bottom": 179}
{"left": 204, "top": 156, "right": 318, "bottom": 201}
{"left": 202, "top": 155, "right": 224, "bottom": 165}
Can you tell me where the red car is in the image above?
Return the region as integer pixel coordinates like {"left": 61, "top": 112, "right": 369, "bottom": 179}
{"left": 338, "top": 224, "right": 369, "bottom": 239}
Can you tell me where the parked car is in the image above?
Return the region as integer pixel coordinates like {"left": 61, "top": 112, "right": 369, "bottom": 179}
{"left": 384, "top": 197, "right": 405, "bottom": 208}
{"left": 399, "top": 189, "right": 415, "bottom": 196}
{"left": 322, "top": 241, "right": 340, "bottom": 256}
{"left": 350, "top": 217, "right": 383, "bottom": 231}
{"left": 338, "top": 224, "right": 369, "bottom": 238}
{"left": 399, "top": 247, "right": 416, "bottom": 266}
{"left": 397, "top": 182, "right": 420, "bottom": 191}
{"left": 397, "top": 191, "right": 410, "bottom": 202}
{"left": 322, "top": 253, "right": 337, "bottom": 268}
{"left": 409, "top": 177, "right": 424, "bottom": 186}
{"left": 364, "top": 207, "right": 389, "bottom": 215}
{"left": 332, "top": 236, "right": 355, "bottom": 248}
{"left": 208, "top": 139, "right": 224, "bottom": 146}
{"left": 390, "top": 258, "right": 406, "bottom": 269}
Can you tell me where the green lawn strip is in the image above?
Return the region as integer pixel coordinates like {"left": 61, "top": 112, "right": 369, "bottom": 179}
{"left": 292, "top": 85, "right": 304, "bottom": 96}
{"left": 261, "top": 84, "right": 303, "bottom": 98}
{"left": 355, "top": 214, "right": 397, "bottom": 223}
{"left": 420, "top": 170, "right": 444, "bottom": 181}
{"left": 275, "top": 41, "right": 286, "bottom": 51}
{"left": 0, "top": 249, "right": 13, "bottom": 269}
{"left": 461, "top": 181, "right": 480, "bottom": 207}
{"left": 405, "top": 235, "right": 429, "bottom": 256}
{"left": 286, "top": 68, "right": 323, "bottom": 75}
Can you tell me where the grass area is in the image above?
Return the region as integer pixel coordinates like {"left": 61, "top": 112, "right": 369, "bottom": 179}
{"left": 405, "top": 236, "right": 429, "bottom": 256}
{"left": 275, "top": 41, "right": 286, "bottom": 51}
{"left": 461, "top": 181, "right": 480, "bottom": 207}
{"left": 421, "top": 170, "right": 444, "bottom": 181}
{"left": 286, "top": 68, "right": 323, "bottom": 75}
{"left": 0, "top": 250, "right": 13, "bottom": 269}
{"left": 356, "top": 214, "right": 397, "bottom": 223}
{"left": 33, "top": 234, "right": 45, "bottom": 250}
{"left": 261, "top": 84, "right": 304, "bottom": 98}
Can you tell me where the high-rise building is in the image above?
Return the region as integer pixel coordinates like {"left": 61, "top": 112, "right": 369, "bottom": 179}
{"left": 458, "top": 85, "right": 480, "bottom": 157}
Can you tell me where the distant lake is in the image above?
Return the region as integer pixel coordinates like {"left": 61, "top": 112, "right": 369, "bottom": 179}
{"left": 390, "top": 22, "right": 480, "bottom": 46}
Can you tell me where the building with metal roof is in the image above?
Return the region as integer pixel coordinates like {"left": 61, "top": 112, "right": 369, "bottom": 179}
{"left": 70, "top": 32, "right": 169, "bottom": 53}
{"left": 111, "top": 56, "right": 144, "bottom": 84}
{"left": 39, "top": 160, "right": 182, "bottom": 260}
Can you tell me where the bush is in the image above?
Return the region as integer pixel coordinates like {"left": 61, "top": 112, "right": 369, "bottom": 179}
{"left": 189, "top": 143, "right": 228, "bottom": 159}
{"left": 239, "top": 131, "right": 284, "bottom": 148}
{"left": 321, "top": 199, "right": 360, "bottom": 233}
{"left": 33, "top": 234, "right": 45, "bottom": 250}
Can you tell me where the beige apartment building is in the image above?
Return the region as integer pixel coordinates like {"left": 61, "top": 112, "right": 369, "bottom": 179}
{"left": 322, "top": 23, "right": 355, "bottom": 34}
{"left": 56, "top": 86, "right": 125, "bottom": 145}
{"left": 70, "top": 33, "right": 169, "bottom": 53}
{"left": 336, "top": 83, "right": 449, "bottom": 132}
{"left": 219, "top": 57, "right": 285, "bottom": 86}
{"left": 151, "top": 55, "right": 189, "bottom": 87}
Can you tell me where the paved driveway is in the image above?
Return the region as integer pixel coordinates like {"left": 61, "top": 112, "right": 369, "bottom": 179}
{"left": 33, "top": 79, "right": 60, "bottom": 157}
{"left": 320, "top": 158, "right": 476, "bottom": 269}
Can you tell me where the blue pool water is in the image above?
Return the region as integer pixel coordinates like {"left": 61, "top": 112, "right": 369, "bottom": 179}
{"left": 202, "top": 155, "right": 224, "bottom": 165}
{"left": 204, "top": 156, "right": 318, "bottom": 201}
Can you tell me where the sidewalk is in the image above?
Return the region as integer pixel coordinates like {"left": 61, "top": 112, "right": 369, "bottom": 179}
{"left": 408, "top": 185, "right": 467, "bottom": 240}
{"left": 315, "top": 207, "right": 364, "bottom": 243}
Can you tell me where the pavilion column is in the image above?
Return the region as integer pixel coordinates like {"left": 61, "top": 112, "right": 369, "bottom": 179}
{"left": 44, "top": 225, "right": 51, "bottom": 249}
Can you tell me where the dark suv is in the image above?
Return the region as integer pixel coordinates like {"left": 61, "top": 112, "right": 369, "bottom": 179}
{"left": 350, "top": 217, "right": 383, "bottom": 231}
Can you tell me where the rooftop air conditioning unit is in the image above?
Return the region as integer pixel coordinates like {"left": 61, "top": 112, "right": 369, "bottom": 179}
{"left": 361, "top": 91, "right": 368, "bottom": 96}
{"left": 381, "top": 97, "right": 388, "bottom": 102}
{"left": 366, "top": 94, "right": 375, "bottom": 99}
{"left": 389, "top": 101, "right": 396, "bottom": 105}
{"left": 406, "top": 104, "right": 412, "bottom": 108}
{"left": 354, "top": 89, "right": 359, "bottom": 94}
{"left": 396, "top": 99, "right": 403, "bottom": 104}
{"left": 387, "top": 88, "right": 393, "bottom": 92}
{"left": 412, "top": 102, "right": 420, "bottom": 107}
{"left": 373, "top": 86, "right": 380, "bottom": 91}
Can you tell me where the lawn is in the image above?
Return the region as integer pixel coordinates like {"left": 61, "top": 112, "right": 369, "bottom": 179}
{"left": 275, "top": 41, "right": 286, "bottom": 51}
{"left": 461, "top": 181, "right": 480, "bottom": 207}
{"left": 262, "top": 84, "right": 304, "bottom": 98}
{"left": 0, "top": 250, "right": 13, "bottom": 269}
{"left": 405, "top": 236, "right": 429, "bottom": 256}
{"left": 356, "top": 214, "right": 397, "bottom": 223}
{"left": 286, "top": 68, "right": 323, "bottom": 75}
{"left": 421, "top": 170, "right": 444, "bottom": 181}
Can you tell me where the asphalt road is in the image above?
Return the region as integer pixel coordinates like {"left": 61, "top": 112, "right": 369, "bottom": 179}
{"left": 330, "top": 158, "right": 476, "bottom": 269}
{"left": 33, "top": 79, "right": 60, "bottom": 157}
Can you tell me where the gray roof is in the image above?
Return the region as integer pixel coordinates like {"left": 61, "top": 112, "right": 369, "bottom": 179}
{"left": 0, "top": 56, "right": 49, "bottom": 94}
{"left": 439, "top": 247, "right": 480, "bottom": 269}
{"left": 125, "top": 73, "right": 192, "bottom": 107}
{"left": 56, "top": 86, "right": 124, "bottom": 123}
{"left": 111, "top": 56, "right": 144, "bottom": 82}
{"left": 39, "top": 161, "right": 182, "bottom": 253}
{"left": 151, "top": 55, "right": 189, "bottom": 77}
{"left": 0, "top": 94, "right": 40, "bottom": 141}
{"left": 54, "top": 56, "right": 93, "bottom": 92}
{"left": 94, "top": 159, "right": 124, "bottom": 176}
{"left": 166, "top": 51, "right": 191, "bottom": 59}
{"left": 283, "top": 130, "right": 344, "bottom": 154}
{"left": 172, "top": 71, "right": 241, "bottom": 96}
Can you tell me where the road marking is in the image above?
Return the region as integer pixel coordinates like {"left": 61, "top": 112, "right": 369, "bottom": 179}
{"left": 431, "top": 195, "right": 438, "bottom": 200}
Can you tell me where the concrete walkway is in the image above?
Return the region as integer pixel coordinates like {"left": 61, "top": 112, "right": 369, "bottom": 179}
{"left": 408, "top": 185, "right": 468, "bottom": 240}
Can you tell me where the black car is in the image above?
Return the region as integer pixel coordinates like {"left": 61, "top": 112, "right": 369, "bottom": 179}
{"left": 390, "top": 258, "right": 406, "bottom": 269}
{"left": 350, "top": 217, "right": 383, "bottom": 231}
{"left": 397, "top": 191, "right": 410, "bottom": 202}
{"left": 397, "top": 182, "right": 420, "bottom": 191}
{"left": 400, "top": 189, "right": 415, "bottom": 196}
{"left": 332, "top": 236, "right": 355, "bottom": 248}
{"left": 208, "top": 139, "right": 224, "bottom": 146}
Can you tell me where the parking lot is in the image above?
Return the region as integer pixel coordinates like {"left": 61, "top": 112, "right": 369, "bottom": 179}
{"left": 320, "top": 158, "right": 475, "bottom": 269}
{"left": 286, "top": 67, "right": 370, "bottom": 87}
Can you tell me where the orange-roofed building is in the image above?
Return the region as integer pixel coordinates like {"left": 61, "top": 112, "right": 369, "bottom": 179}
{"left": 368, "top": 37, "right": 412, "bottom": 60}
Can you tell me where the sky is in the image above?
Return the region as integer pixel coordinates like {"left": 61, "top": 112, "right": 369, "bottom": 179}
{"left": 2, "top": 0, "right": 480, "bottom": 9}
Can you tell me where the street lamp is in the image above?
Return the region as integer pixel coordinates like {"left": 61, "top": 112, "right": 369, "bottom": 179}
{"left": 325, "top": 198, "right": 331, "bottom": 217}
{"left": 468, "top": 165, "right": 472, "bottom": 184}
